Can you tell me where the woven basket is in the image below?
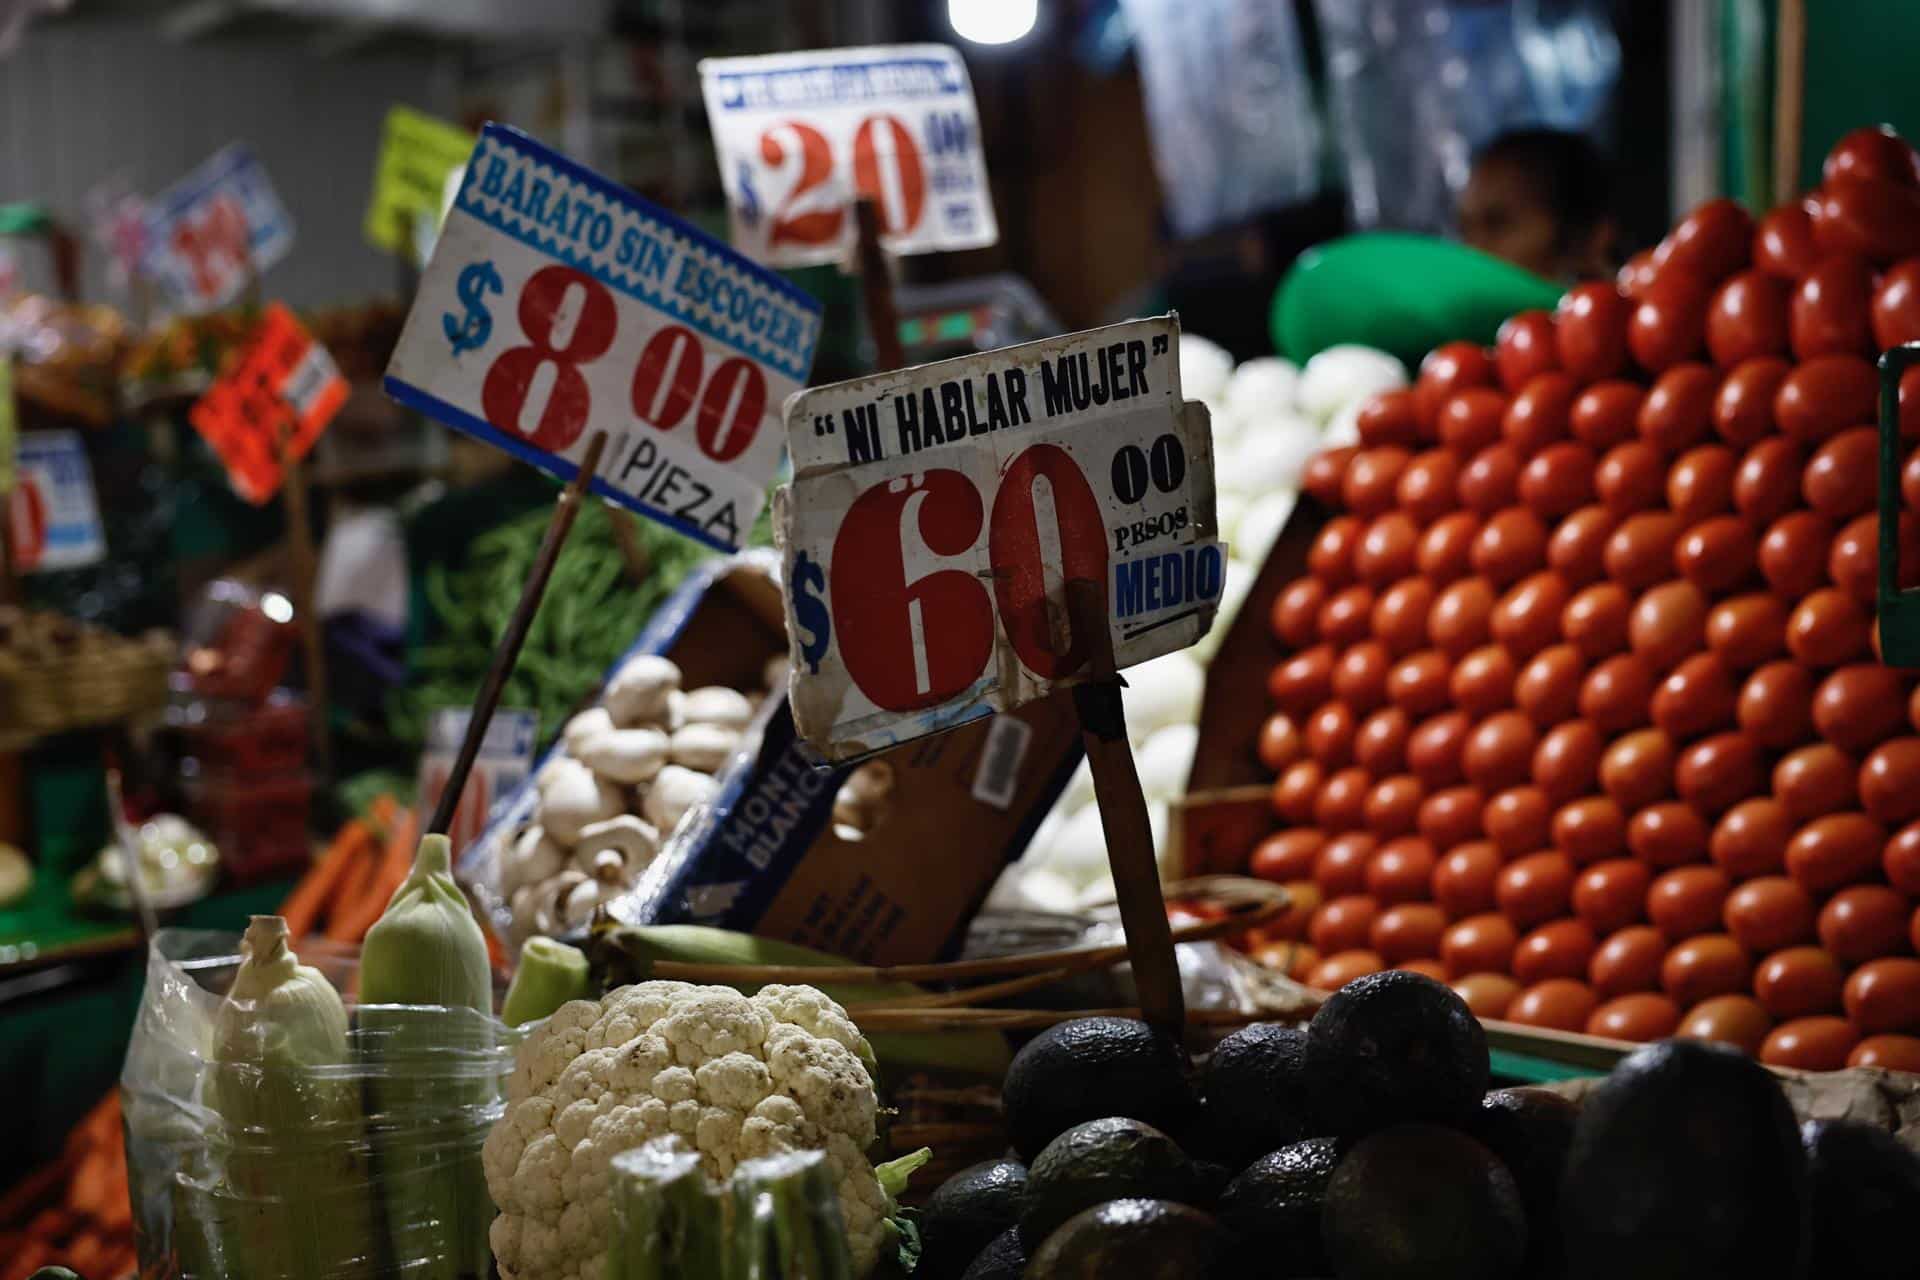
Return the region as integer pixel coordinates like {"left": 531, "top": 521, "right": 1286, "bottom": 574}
{"left": 0, "top": 636, "right": 170, "bottom": 747}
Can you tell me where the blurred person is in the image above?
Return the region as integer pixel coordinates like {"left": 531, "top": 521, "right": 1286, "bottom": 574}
{"left": 1458, "top": 127, "right": 1618, "bottom": 281}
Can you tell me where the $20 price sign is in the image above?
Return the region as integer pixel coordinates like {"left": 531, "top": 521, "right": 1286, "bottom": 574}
{"left": 385, "top": 125, "right": 824, "bottom": 551}
{"left": 778, "top": 315, "right": 1225, "bottom": 761}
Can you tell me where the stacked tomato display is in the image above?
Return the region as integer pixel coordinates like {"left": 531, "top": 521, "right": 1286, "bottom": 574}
{"left": 1248, "top": 126, "right": 1920, "bottom": 1073}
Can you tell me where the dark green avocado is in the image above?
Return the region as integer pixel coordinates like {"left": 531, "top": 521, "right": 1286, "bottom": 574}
{"left": 1322, "top": 1123, "right": 1525, "bottom": 1280}
{"left": 1024, "top": 1198, "right": 1225, "bottom": 1279}
{"left": 1471, "top": 1087, "right": 1578, "bottom": 1276}
{"left": 1802, "top": 1116, "right": 1920, "bottom": 1280}
{"left": 957, "top": 1226, "right": 1026, "bottom": 1280}
{"left": 1018, "top": 1117, "right": 1198, "bottom": 1249}
{"left": 1216, "top": 1136, "right": 1343, "bottom": 1278}
{"left": 1002, "top": 1016, "right": 1195, "bottom": 1162}
{"left": 916, "top": 1158, "right": 1028, "bottom": 1280}
{"left": 1193, "top": 1022, "right": 1320, "bottom": 1166}
{"left": 1303, "top": 969, "right": 1489, "bottom": 1139}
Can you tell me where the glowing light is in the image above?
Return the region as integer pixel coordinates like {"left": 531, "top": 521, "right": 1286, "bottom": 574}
{"left": 948, "top": 0, "right": 1037, "bottom": 46}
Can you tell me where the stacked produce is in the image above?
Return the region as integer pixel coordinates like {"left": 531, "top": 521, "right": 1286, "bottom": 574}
{"left": 1000, "top": 338, "right": 1409, "bottom": 912}
{"left": 1249, "top": 125, "right": 1920, "bottom": 1070}
{"left": 0, "top": 1093, "right": 135, "bottom": 1280}
{"left": 916, "top": 973, "right": 1920, "bottom": 1279}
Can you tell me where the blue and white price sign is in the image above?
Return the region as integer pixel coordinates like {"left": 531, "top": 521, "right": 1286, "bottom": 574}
{"left": 384, "top": 125, "right": 824, "bottom": 551}
{"left": 141, "top": 144, "right": 295, "bottom": 313}
{"left": 699, "top": 44, "right": 998, "bottom": 268}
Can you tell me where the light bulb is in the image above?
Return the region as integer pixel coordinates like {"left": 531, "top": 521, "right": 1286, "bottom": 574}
{"left": 948, "top": 0, "right": 1038, "bottom": 46}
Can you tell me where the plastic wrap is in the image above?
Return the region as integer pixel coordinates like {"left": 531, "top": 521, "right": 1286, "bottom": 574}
{"left": 1313, "top": 0, "right": 1620, "bottom": 232}
{"left": 122, "top": 928, "right": 518, "bottom": 1279}
{"left": 1120, "top": 0, "right": 1323, "bottom": 238}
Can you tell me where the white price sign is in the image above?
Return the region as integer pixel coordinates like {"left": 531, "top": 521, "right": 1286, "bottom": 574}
{"left": 141, "top": 145, "right": 295, "bottom": 313}
{"left": 699, "top": 44, "right": 998, "bottom": 268}
{"left": 385, "top": 125, "right": 825, "bottom": 551}
{"left": 777, "top": 315, "right": 1224, "bottom": 760}
{"left": 418, "top": 707, "right": 538, "bottom": 857}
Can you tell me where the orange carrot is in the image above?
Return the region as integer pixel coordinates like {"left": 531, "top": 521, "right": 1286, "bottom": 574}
{"left": 280, "top": 819, "right": 373, "bottom": 939}
{"left": 329, "top": 806, "right": 418, "bottom": 944}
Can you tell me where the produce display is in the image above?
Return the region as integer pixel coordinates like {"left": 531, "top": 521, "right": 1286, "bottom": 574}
{"left": 1000, "top": 338, "right": 1409, "bottom": 912}
{"left": 67, "top": 814, "right": 219, "bottom": 913}
{"left": 918, "top": 973, "right": 1920, "bottom": 1280}
{"left": 1247, "top": 126, "right": 1920, "bottom": 1071}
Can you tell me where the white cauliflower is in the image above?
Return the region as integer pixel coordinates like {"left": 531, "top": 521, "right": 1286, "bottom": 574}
{"left": 483, "top": 980, "right": 890, "bottom": 1280}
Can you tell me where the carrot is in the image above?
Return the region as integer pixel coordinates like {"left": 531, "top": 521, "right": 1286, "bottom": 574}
{"left": 325, "top": 841, "right": 388, "bottom": 942}
{"left": 329, "top": 806, "right": 418, "bottom": 944}
{"left": 280, "top": 819, "right": 373, "bottom": 939}
{"left": 66, "top": 1145, "right": 113, "bottom": 1218}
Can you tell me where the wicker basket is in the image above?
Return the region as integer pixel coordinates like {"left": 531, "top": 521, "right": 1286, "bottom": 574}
{"left": 0, "top": 630, "right": 171, "bottom": 747}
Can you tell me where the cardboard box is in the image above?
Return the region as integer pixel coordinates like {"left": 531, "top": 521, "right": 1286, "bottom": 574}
{"left": 463, "top": 552, "right": 1083, "bottom": 964}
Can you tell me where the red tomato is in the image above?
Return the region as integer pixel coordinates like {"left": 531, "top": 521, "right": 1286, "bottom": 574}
{"left": 1711, "top": 797, "right": 1793, "bottom": 879}
{"left": 1433, "top": 840, "right": 1503, "bottom": 918}
{"left": 1508, "top": 979, "right": 1600, "bottom": 1031}
{"left": 1496, "top": 311, "right": 1560, "bottom": 391}
{"left": 1818, "top": 884, "right": 1911, "bottom": 966}
{"left": 1802, "top": 427, "right": 1880, "bottom": 522}
{"left": 1580, "top": 653, "right": 1657, "bottom": 734}
{"left": 1885, "top": 818, "right": 1920, "bottom": 893}
{"left": 1678, "top": 994, "right": 1773, "bottom": 1055}
{"left": 1306, "top": 949, "right": 1386, "bottom": 992}
{"left": 1812, "top": 665, "right": 1909, "bottom": 755}
{"left": 1356, "top": 389, "right": 1423, "bottom": 448}
{"left": 1533, "top": 719, "right": 1605, "bottom": 806}
{"left": 1319, "top": 585, "right": 1377, "bottom": 648}
{"left": 1871, "top": 257, "right": 1920, "bottom": 349}
{"left": 1667, "top": 444, "right": 1739, "bottom": 524}
{"left": 1628, "top": 275, "right": 1710, "bottom": 373}
{"left": 1785, "top": 588, "right": 1870, "bottom": 667}
{"left": 1591, "top": 925, "right": 1667, "bottom": 997}
{"left": 1649, "top": 866, "right": 1733, "bottom": 942}
{"left": 1366, "top": 835, "right": 1438, "bottom": 905}
{"left": 1715, "top": 356, "right": 1793, "bottom": 448}
{"left": 1314, "top": 832, "right": 1376, "bottom": 898}
{"left": 1372, "top": 577, "right": 1436, "bottom": 656}
{"left": 1675, "top": 517, "right": 1759, "bottom": 595}
{"left": 1652, "top": 652, "right": 1738, "bottom": 740}
{"left": 1518, "top": 442, "right": 1597, "bottom": 518}
{"left": 1429, "top": 577, "right": 1495, "bottom": 657}
{"left": 1707, "top": 593, "right": 1787, "bottom": 672}
{"left": 1706, "top": 269, "right": 1792, "bottom": 366}
{"left": 1268, "top": 644, "right": 1335, "bottom": 716}
{"left": 1496, "top": 850, "right": 1576, "bottom": 930}
{"left": 1309, "top": 895, "right": 1379, "bottom": 955}
{"left": 1573, "top": 858, "right": 1653, "bottom": 934}
{"left": 1809, "top": 176, "right": 1920, "bottom": 264}
{"left": 1453, "top": 972, "right": 1523, "bottom": 1019}
{"left": 1790, "top": 255, "right": 1877, "bottom": 358}
{"left": 1355, "top": 706, "right": 1413, "bottom": 776}
{"left": 1588, "top": 992, "right": 1682, "bottom": 1042}
{"left": 1773, "top": 353, "right": 1877, "bottom": 443}
{"left": 1737, "top": 660, "right": 1816, "bottom": 750}
{"left": 1595, "top": 441, "right": 1667, "bottom": 513}
{"left": 1438, "top": 388, "right": 1510, "bottom": 456}
{"left": 1570, "top": 381, "right": 1647, "bottom": 450}
{"left": 1675, "top": 731, "right": 1766, "bottom": 816}
{"left": 1629, "top": 582, "right": 1709, "bottom": 672}
{"left": 1491, "top": 572, "right": 1569, "bottom": 660}
{"left": 1843, "top": 957, "right": 1920, "bottom": 1034}
{"left": 1555, "top": 283, "right": 1632, "bottom": 384}
{"left": 1333, "top": 642, "right": 1392, "bottom": 716}
{"left": 1471, "top": 507, "right": 1549, "bottom": 587}
{"left": 1829, "top": 511, "right": 1920, "bottom": 607}
{"left": 1251, "top": 829, "right": 1326, "bottom": 883}
{"left": 1760, "top": 1016, "right": 1859, "bottom": 1070}
{"left": 1515, "top": 918, "right": 1598, "bottom": 986}
{"left": 1547, "top": 505, "right": 1619, "bottom": 586}
{"left": 1662, "top": 934, "right": 1752, "bottom": 1008}
{"left": 1397, "top": 450, "right": 1462, "bottom": 524}
{"left": 1786, "top": 813, "right": 1888, "bottom": 895}
{"left": 1661, "top": 198, "right": 1755, "bottom": 283}
{"left": 1603, "top": 511, "right": 1685, "bottom": 592}
{"left": 1271, "top": 578, "right": 1326, "bottom": 648}
{"left": 1626, "top": 802, "right": 1710, "bottom": 869}
{"left": 1562, "top": 582, "right": 1632, "bottom": 661}
{"left": 1354, "top": 514, "right": 1420, "bottom": 589}
{"left": 1503, "top": 372, "right": 1576, "bottom": 452}
{"left": 1418, "top": 511, "right": 1482, "bottom": 583}
{"left": 1417, "top": 784, "right": 1485, "bottom": 850}
{"left": 1344, "top": 447, "right": 1414, "bottom": 517}
{"left": 1407, "top": 711, "right": 1472, "bottom": 789}
{"left": 1272, "top": 760, "right": 1325, "bottom": 824}
{"left": 1754, "top": 945, "right": 1846, "bottom": 1019}
{"left": 1386, "top": 650, "right": 1452, "bottom": 718}
{"left": 1362, "top": 774, "right": 1426, "bottom": 839}
{"left": 1308, "top": 516, "right": 1363, "bottom": 586}
{"left": 1258, "top": 713, "right": 1305, "bottom": 773}
{"left": 1754, "top": 204, "right": 1821, "bottom": 279}
{"left": 1723, "top": 876, "right": 1816, "bottom": 953}
{"left": 1457, "top": 443, "right": 1523, "bottom": 515}
{"left": 1554, "top": 795, "right": 1629, "bottom": 865}
{"left": 1848, "top": 1034, "right": 1920, "bottom": 1071}
{"left": 1823, "top": 125, "right": 1920, "bottom": 187}
{"left": 1463, "top": 711, "right": 1538, "bottom": 792}
{"left": 1397, "top": 958, "right": 1450, "bottom": 983}
{"left": 1441, "top": 912, "right": 1518, "bottom": 978}
{"left": 1371, "top": 902, "right": 1448, "bottom": 964}
{"left": 1484, "top": 785, "right": 1551, "bottom": 858}
{"left": 1416, "top": 341, "right": 1497, "bottom": 428}
{"left": 1315, "top": 766, "right": 1374, "bottom": 833}
{"left": 1774, "top": 744, "right": 1859, "bottom": 824}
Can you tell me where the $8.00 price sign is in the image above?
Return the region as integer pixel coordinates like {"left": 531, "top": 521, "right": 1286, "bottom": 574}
{"left": 384, "top": 125, "right": 825, "bottom": 551}
{"left": 778, "top": 314, "right": 1226, "bottom": 761}
{"left": 699, "top": 45, "right": 997, "bottom": 268}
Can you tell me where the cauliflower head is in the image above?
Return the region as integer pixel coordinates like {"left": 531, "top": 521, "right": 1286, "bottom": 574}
{"left": 482, "top": 980, "right": 887, "bottom": 1280}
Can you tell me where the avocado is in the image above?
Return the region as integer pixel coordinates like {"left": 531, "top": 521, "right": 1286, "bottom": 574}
{"left": 1802, "top": 1117, "right": 1920, "bottom": 1280}
{"left": 1193, "top": 1022, "right": 1319, "bottom": 1166}
{"left": 1018, "top": 1117, "right": 1198, "bottom": 1249}
{"left": 917, "top": 1159, "right": 1028, "bottom": 1280}
{"left": 1024, "top": 1198, "right": 1225, "bottom": 1279}
{"left": 1216, "top": 1136, "right": 1342, "bottom": 1277}
{"left": 1559, "top": 1038, "right": 1808, "bottom": 1280}
{"left": 1471, "top": 1087, "right": 1578, "bottom": 1276}
{"left": 1303, "top": 969, "right": 1489, "bottom": 1139}
{"left": 957, "top": 1226, "right": 1026, "bottom": 1280}
{"left": 1002, "top": 1017, "right": 1195, "bottom": 1162}
{"left": 1322, "top": 1123, "right": 1525, "bottom": 1280}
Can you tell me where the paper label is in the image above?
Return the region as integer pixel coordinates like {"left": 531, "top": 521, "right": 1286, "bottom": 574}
{"left": 698, "top": 44, "right": 997, "bottom": 267}
{"left": 8, "top": 430, "right": 105, "bottom": 573}
{"left": 188, "top": 304, "right": 347, "bottom": 503}
{"left": 384, "top": 124, "right": 825, "bottom": 552}
{"left": 778, "top": 314, "right": 1224, "bottom": 760}
{"left": 418, "top": 707, "right": 538, "bottom": 857}
{"left": 141, "top": 145, "right": 295, "bottom": 312}
{"left": 364, "top": 107, "right": 477, "bottom": 260}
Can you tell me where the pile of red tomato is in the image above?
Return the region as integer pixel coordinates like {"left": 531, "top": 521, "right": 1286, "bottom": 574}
{"left": 1246, "top": 125, "right": 1920, "bottom": 1072}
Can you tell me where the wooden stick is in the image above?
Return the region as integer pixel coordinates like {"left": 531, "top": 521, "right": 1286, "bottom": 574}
{"left": 1065, "top": 577, "right": 1186, "bottom": 1040}
{"left": 854, "top": 198, "right": 906, "bottom": 373}
{"left": 429, "top": 431, "right": 609, "bottom": 835}
{"left": 281, "top": 448, "right": 330, "bottom": 780}
{"left": 608, "top": 507, "right": 651, "bottom": 585}
{"left": 1773, "top": 0, "right": 1807, "bottom": 204}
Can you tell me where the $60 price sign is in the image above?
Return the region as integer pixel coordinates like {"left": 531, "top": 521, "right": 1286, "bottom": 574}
{"left": 777, "top": 315, "right": 1226, "bottom": 761}
{"left": 385, "top": 125, "right": 824, "bottom": 551}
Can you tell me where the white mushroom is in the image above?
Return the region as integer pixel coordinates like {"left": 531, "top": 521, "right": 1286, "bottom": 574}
{"left": 562, "top": 707, "right": 616, "bottom": 756}
{"left": 664, "top": 689, "right": 687, "bottom": 731}
{"left": 680, "top": 686, "right": 754, "bottom": 729}
{"left": 575, "top": 726, "right": 670, "bottom": 785}
{"left": 841, "top": 761, "right": 895, "bottom": 805}
{"left": 502, "top": 826, "right": 566, "bottom": 897}
{"left": 536, "top": 758, "right": 623, "bottom": 844}
{"left": 573, "top": 814, "right": 661, "bottom": 882}
{"left": 604, "top": 654, "right": 681, "bottom": 727}
{"left": 561, "top": 874, "right": 620, "bottom": 930}
{"left": 532, "top": 869, "right": 589, "bottom": 936}
{"left": 643, "top": 764, "right": 715, "bottom": 835}
{"left": 670, "top": 723, "right": 741, "bottom": 772}
{"left": 509, "top": 883, "right": 543, "bottom": 938}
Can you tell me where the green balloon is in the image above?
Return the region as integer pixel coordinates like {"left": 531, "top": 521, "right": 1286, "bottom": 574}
{"left": 1273, "top": 232, "right": 1566, "bottom": 370}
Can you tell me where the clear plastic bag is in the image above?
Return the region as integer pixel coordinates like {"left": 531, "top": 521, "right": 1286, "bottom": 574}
{"left": 1313, "top": 0, "right": 1621, "bottom": 231}
{"left": 1120, "top": 0, "right": 1324, "bottom": 238}
{"left": 122, "top": 928, "right": 520, "bottom": 1279}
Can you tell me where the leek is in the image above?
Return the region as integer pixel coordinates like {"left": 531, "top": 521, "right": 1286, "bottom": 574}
{"left": 728, "top": 1150, "right": 858, "bottom": 1280}
{"left": 358, "top": 833, "right": 497, "bottom": 1280}
{"left": 607, "top": 1139, "right": 728, "bottom": 1280}
{"left": 500, "top": 935, "right": 592, "bottom": 1026}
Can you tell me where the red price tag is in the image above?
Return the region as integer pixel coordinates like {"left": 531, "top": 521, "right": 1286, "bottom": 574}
{"left": 778, "top": 315, "right": 1226, "bottom": 761}
{"left": 189, "top": 303, "right": 346, "bottom": 504}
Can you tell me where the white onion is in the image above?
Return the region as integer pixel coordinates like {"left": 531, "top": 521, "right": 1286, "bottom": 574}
{"left": 1122, "top": 651, "right": 1204, "bottom": 744}
{"left": 1225, "top": 356, "right": 1300, "bottom": 421}
{"left": 1235, "top": 491, "right": 1298, "bottom": 564}
{"left": 1178, "top": 334, "right": 1235, "bottom": 405}
{"left": 1138, "top": 723, "right": 1200, "bottom": 801}
{"left": 1220, "top": 416, "right": 1320, "bottom": 495}
{"left": 1299, "top": 345, "right": 1407, "bottom": 423}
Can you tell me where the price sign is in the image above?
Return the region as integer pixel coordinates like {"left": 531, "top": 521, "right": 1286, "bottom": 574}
{"left": 7, "top": 430, "right": 105, "bottom": 573}
{"left": 189, "top": 304, "right": 347, "bottom": 504}
{"left": 364, "top": 106, "right": 476, "bottom": 261}
{"left": 385, "top": 124, "right": 824, "bottom": 552}
{"left": 418, "top": 707, "right": 537, "bottom": 856}
{"left": 142, "top": 145, "right": 295, "bottom": 313}
{"left": 778, "top": 315, "right": 1225, "bottom": 760}
{"left": 699, "top": 44, "right": 997, "bottom": 268}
